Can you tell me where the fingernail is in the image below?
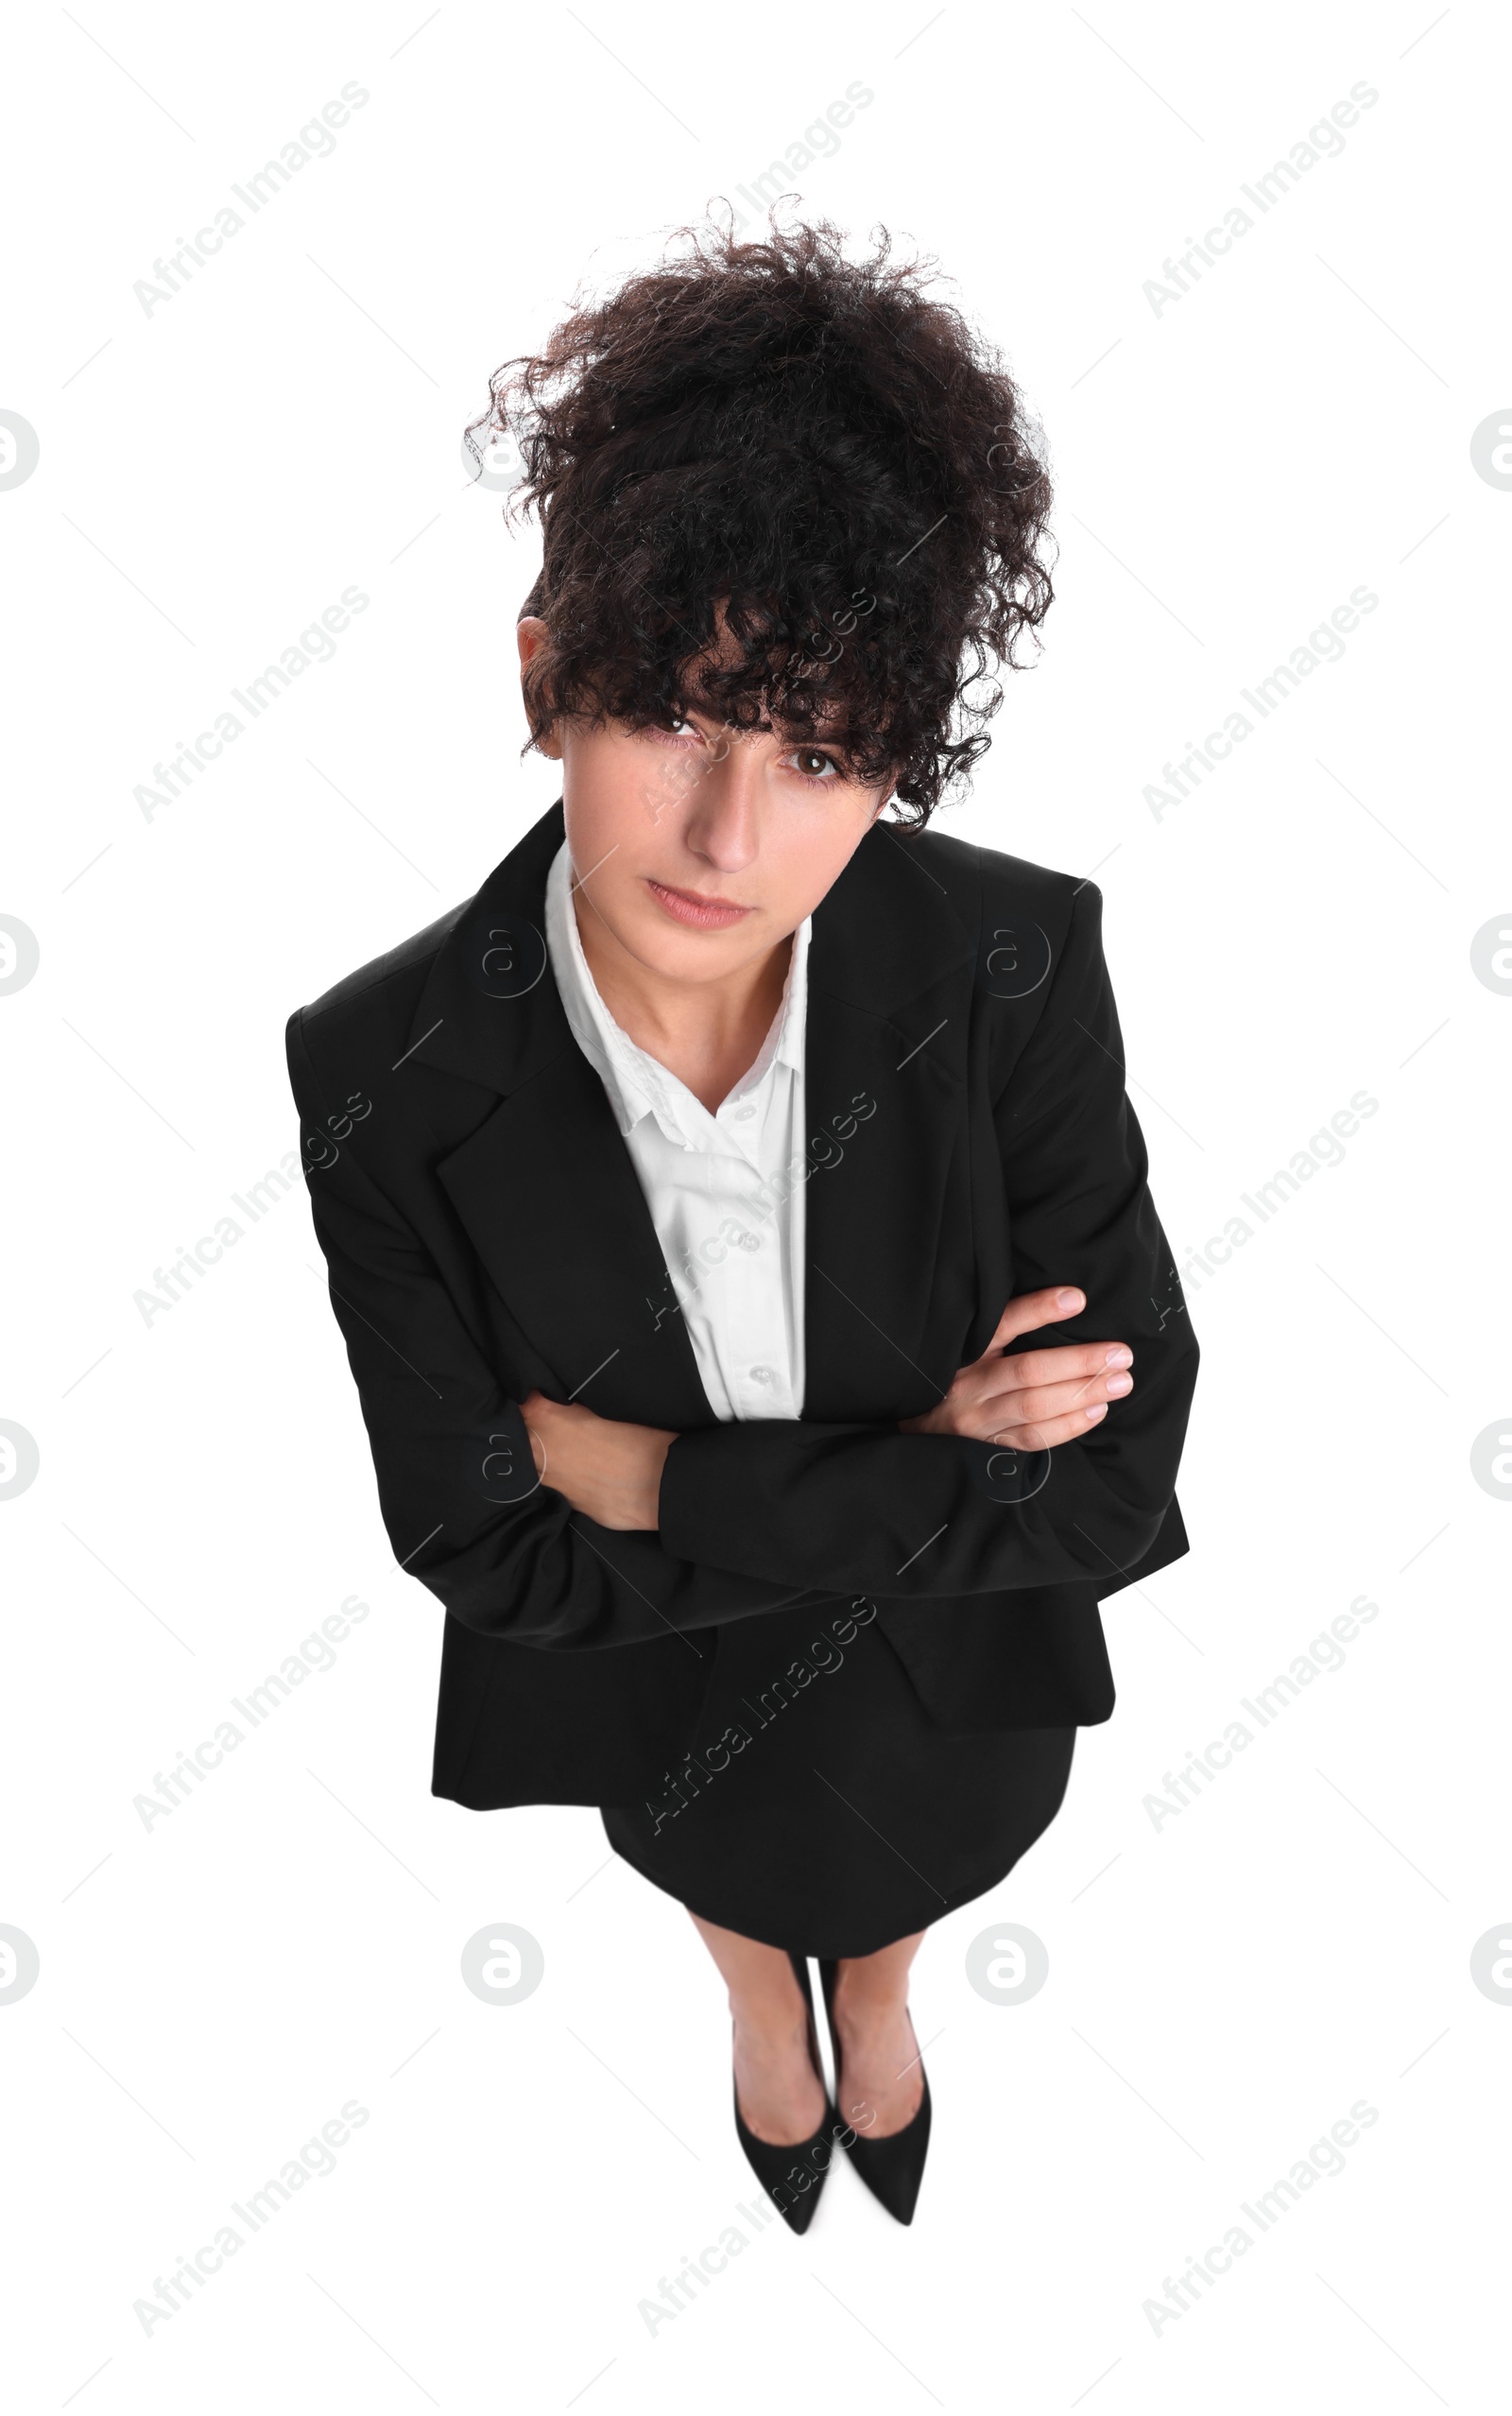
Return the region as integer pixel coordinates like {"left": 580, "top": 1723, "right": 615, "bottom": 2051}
{"left": 1105, "top": 1347, "right": 1132, "bottom": 1368}
{"left": 1105, "top": 1372, "right": 1132, "bottom": 1397}
{"left": 1084, "top": 1403, "right": 1107, "bottom": 1424}
{"left": 1057, "top": 1288, "right": 1084, "bottom": 1311}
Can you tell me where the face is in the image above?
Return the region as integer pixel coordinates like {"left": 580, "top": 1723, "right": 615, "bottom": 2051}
{"left": 517, "top": 615, "right": 891, "bottom": 987}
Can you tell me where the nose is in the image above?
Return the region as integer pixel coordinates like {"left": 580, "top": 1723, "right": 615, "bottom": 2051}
{"left": 681, "top": 731, "right": 764, "bottom": 875}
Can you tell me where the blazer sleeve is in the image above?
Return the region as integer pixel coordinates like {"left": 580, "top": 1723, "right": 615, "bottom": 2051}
{"left": 657, "top": 880, "right": 1199, "bottom": 1596}
{"left": 287, "top": 1010, "right": 827, "bottom": 1650}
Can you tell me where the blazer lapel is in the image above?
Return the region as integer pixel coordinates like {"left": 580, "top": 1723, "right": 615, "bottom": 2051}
{"left": 436, "top": 1055, "right": 720, "bottom": 1426}
{"left": 398, "top": 801, "right": 716, "bottom": 1427}
{"left": 803, "top": 828, "right": 974, "bottom": 1420}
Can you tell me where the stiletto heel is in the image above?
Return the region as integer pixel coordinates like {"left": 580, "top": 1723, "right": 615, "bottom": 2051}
{"left": 817, "top": 1957, "right": 932, "bottom": 2225}
{"left": 731, "top": 1952, "right": 843, "bottom": 2235}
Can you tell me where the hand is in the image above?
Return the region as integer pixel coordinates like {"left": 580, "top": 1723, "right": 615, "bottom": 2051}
{"left": 519, "top": 1390, "right": 676, "bottom": 1531}
{"left": 899, "top": 1286, "right": 1133, "bottom": 1449}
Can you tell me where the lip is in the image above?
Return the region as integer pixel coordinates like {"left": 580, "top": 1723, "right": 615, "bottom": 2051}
{"left": 644, "top": 876, "right": 753, "bottom": 931}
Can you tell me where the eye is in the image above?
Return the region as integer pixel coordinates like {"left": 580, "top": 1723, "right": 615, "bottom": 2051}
{"left": 659, "top": 709, "right": 701, "bottom": 742}
{"left": 788, "top": 746, "right": 841, "bottom": 783}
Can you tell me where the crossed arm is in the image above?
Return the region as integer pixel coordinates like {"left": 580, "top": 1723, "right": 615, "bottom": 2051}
{"left": 290, "top": 880, "right": 1196, "bottom": 1640}
{"left": 521, "top": 1282, "right": 1137, "bottom": 1530}
{"left": 508, "top": 878, "right": 1196, "bottom": 1604}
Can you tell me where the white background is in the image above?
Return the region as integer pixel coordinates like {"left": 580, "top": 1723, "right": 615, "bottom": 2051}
{"left": 4, "top": 2, "right": 1508, "bottom": 2407}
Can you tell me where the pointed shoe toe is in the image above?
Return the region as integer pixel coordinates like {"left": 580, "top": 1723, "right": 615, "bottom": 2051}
{"left": 729, "top": 1952, "right": 842, "bottom": 2235}
{"left": 843, "top": 2072, "right": 931, "bottom": 2225}
{"left": 817, "top": 1958, "right": 932, "bottom": 2226}
{"left": 732, "top": 2090, "right": 833, "bottom": 2233}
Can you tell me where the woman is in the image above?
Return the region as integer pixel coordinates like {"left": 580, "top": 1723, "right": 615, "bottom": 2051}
{"left": 287, "top": 217, "right": 1198, "bottom": 2232}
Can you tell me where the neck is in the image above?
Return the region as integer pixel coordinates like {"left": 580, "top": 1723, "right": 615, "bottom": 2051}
{"left": 572, "top": 884, "right": 794, "bottom": 1114}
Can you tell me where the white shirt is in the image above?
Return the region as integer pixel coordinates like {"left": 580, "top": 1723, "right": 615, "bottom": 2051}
{"left": 543, "top": 841, "right": 809, "bottom": 1423}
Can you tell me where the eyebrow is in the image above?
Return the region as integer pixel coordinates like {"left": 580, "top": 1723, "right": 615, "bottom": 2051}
{"left": 673, "top": 700, "right": 853, "bottom": 748}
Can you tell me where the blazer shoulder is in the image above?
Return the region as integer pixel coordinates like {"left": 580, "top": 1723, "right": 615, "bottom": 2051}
{"left": 900, "top": 824, "right": 1095, "bottom": 935}
{"left": 286, "top": 898, "right": 468, "bottom": 1059}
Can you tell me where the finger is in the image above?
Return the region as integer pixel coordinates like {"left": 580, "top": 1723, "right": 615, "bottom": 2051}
{"left": 984, "top": 1402, "right": 1110, "bottom": 1450}
{"left": 955, "top": 1352, "right": 1130, "bottom": 1419}
{"left": 987, "top": 1286, "right": 1086, "bottom": 1355}
{"left": 987, "top": 1372, "right": 1132, "bottom": 1430}
{"left": 980, "top": 1339, "right": 1132, "bottom": 1395}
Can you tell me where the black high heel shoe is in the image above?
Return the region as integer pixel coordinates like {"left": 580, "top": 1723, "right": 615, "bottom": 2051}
{"left": 731, "top": 1952, "right": 841, "bottom": 2235}
{"left": 817, "top": 1958, "right": 932, "bottom": 2225}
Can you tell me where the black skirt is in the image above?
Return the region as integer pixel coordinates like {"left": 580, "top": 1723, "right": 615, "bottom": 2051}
{"left": 600, "top": 1599, "right": 1076, "bottom": 1959}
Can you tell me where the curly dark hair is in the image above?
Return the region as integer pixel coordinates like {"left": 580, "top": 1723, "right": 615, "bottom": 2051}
{"left": 466, "top": 213, "right": 1055, "bottom": 830}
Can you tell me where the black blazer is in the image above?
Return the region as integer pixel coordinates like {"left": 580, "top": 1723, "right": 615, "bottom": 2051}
{"left": 286, "top": 799, "right": 1198, "bottom": 1809}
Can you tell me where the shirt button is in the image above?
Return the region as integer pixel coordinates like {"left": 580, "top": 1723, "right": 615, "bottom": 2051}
{"left": 732, "top": 1105, "right": 755, "bottom": 1122}
{"left": 749, "top": 1365, "right": 775, "bottom": 1386}
{"left": 737, "top": 1231, "right": 760, "bottom": 1251}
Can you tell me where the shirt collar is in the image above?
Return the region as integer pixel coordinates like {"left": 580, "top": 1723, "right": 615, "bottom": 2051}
{"left": 543, "top": 840, "right": 809, "bottom": 1149}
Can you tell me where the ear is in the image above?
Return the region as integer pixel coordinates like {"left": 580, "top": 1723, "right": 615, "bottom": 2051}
{"left": 517, "top": 615, "right": 562, "bottom": 760}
